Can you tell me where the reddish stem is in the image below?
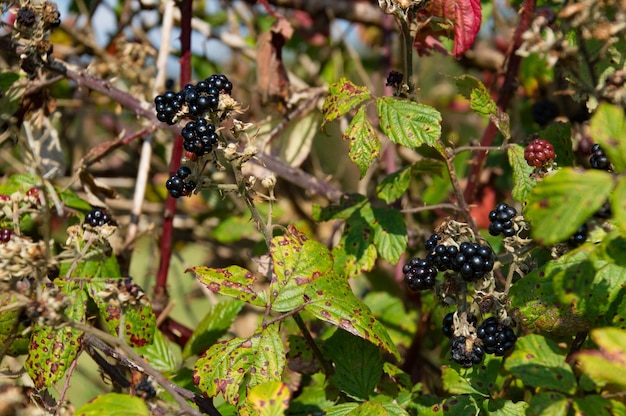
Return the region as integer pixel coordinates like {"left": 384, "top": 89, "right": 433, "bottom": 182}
{"left": 154, "top": 0, "right": 193, "bottom": 307}
{"left": 463, "top": 0, "right": 537, "bottom": 204}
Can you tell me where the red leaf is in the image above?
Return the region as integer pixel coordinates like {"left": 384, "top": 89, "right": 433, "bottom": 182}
{"left": 418, "top": 0, "right": 482, "bottom": 57}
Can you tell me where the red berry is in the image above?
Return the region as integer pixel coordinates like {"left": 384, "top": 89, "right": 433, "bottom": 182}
{"left": 0, "top": 194, "right": 10, "bottom": 202}
{"left": 0, "top": 228, "right": 12, "bottom": 243}
{"left": 25, "top": 187, "right": 42, "bottom": 204}
{"left": 524, "top": 139, "right": 555, "bottom": 167}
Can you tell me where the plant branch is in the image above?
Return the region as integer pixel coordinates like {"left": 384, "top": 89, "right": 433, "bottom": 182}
{"left": 443, "top": 149, "right": 478, "bottom": 233}
{"left": 401, "top": 203, "right": 463, "bottom": 214}
{"left": 293, "top": 313, "right": 334, "bottom": 376}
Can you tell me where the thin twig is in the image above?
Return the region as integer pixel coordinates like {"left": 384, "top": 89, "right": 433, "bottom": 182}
{"left": 401, "top": 203, "right": 463, "bottom": 214}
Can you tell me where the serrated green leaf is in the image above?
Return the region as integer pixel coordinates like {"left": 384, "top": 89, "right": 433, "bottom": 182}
{"left": 324, "top": 329, "right": 383, "bottom": 400}
{"left": 270, "top": 226, "right": 333, "bottom": 312}
{"left": 376, "top": 166, "right": 412, "bottom": 204}
{"left": 507, "top": 144, "right": 537, "bottom": 204}
{"left": 191, "top": 265, "right": 267, "bottom": 307}
{"left": 183, "top": 300, "right": 244, "bottom": 359}
{"left": 25, "top": 281, "right": 87, "bottom": 388}
{"left": 371, "top": 206, "right": 407, "bottom": 264}
{"left": 61, "top": 249, "right": 121, "bottom": 279}
{"left": 0, "top": 293, "right": 30, "bottom": 356}
{"left": 441, "top": 366, "right": 489, "bottom": 397}
{"left": 376, "top": 97, "right": 442, "bottom": 148}
{"left": 86, "top": 278, "right": 155, "bottom": 347}
{"left": 193, "top": 324, "right": 285, "bottom": 406}
{"left": 538, "top": 122, "right": 574, "bottom": 167}
{"left": 573, "top": 395, "right": 617, "bottom": 416}
{"left": 526, "top": 392, "right": 569, "bottom": 416}
{"left": 611, "top": 177, "right": 626, "bottom": 233}
{"left": 504, "top": 334, "right": 577, "bottom": 394}
{"left": 525, "top": 168, "right": 614, "bottom": 244}
{"left": 481, "top": 399, "right": 528, "bottom": 416}
{"left": 576, "top": 327, "right": 626, "bottom": 389}
{"left": 74, "top": 393, "right": 150, "bottom": 416}
{"left": 304, "top": 273, "right": 400, "bottom": 361}
{"left": 242, "top": 381, "right": 290, "bottom": 416}
{"left": 454, "top": 75, "right": 510, "bottom": 139}
{"left": 363, "top": 292, "right": 417, "bottom": 349}
{"left": 313, "top": 194, "right": 368, "bottom": 222}
{"left": 322, "top": 78, "right": 373, "bottom": 127}
{"left": 343, "top": 105, "right": 380, "bottom": 178}
{"left": 136, "top": 330, "right": 180, "bottom": 373}
{"left": 589, "top": 103, "right": 626, "bottom": 173}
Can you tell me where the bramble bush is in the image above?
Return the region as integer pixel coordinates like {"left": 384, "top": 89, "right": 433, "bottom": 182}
{"left": 1, "top": 0, "right": 625, "bottom": 414}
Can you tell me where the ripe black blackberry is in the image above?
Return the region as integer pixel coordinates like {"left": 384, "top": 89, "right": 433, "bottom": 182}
{"left": 477, "top": 317, "right": 517, "bottom": 356}
{"left": 16, "top": 7, "right": 37, "bottom": 27}
{"left": 424, "top": 233, "right": 440, "bottom": 252}
{"left": 450, "top": 336, "right": 484, "bottom": 368}
{"left": 524, "top": 138, "right": 556, "bottom": 167}
{"left": 488, "top": 203, "right": 517, "bottom": 237}
{"left": 85, "top": 208, "right": 113, "bottom": 227}
{"left": 385, "top": 70, "right": 403, "bottom": 88}
{"left": 206, "top": 74, "right": 233, "bottom": 95}
{"left": 403, "top": 257, "right": 438, "bottom": 291}
{"left": 0, "top": 228, "right": 12, "bottom": 243}
{"left": 442, "top": 313, "right": 454, "bottom": 338}
{"left": 531, "top": 100, "right": 559, "bottom": 126}
{"left": 181, "top": 119, "right": 218, "bottom": 156}
{"left": 590, "top": 144, "right": 611, "bottom": 170}
{"left": 428, "top": 243, "right": 460, "bottom": 272}
{"left": 165, "top": 170, "right": 196, "bottom": 199}
{"left": 154, "top": 90, "right": 183, "bottom": 125}
{"left": 180, "top": 83, "right": 217, "bottom": 115}
{"left": 568, "top": 224, "right": 588, "bottom": 248}
{"left": 451, "top": 242, "right": 495, "bottom": 281}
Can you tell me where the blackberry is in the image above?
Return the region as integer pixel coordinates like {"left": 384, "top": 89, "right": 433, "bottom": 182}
{"left": 16, "top": 7, "right": 37, "bottom": 27}
{"left": 0, "top": 228, "right": 12, "bottom": 243}
{"left": 453, "top": 242, "right": 495, "bottom": 281}
{"left": 154, "top": 90, "right": 183, "bottom": 125}
{"left": 442, "top": 313, "right": 454, "bottom": 338}
{"left": 567, "top": 224, "right": 587, "bottom": 248}
{"left": 180, "top": 84, "right": 216, "bottom": 115}
{"left": 488, "top": 203, "right": 517, "bottom": 237}
{"left": 524, "top": 138, "right": 556, "bottom": 167}
{"left": 424, "top": 233, "right": 440, "bottom": 252}
{"left": 531, "top": 100, "right": 559, "bottom": 126}
{"left": 476, "top": 317, "right": 517, "bottom": 356}
{"left": 385, "top": 70, "right": 403, "bottom": 88}
{"left": 450, "top": 336, "right": 484, "bottom": 368}
{"left": 206, "top": 74, "right": 233, "bottom": 95}
{"left": 85, "top": 207, "right": 113, "bottom": 227}
{"left": 590, "top": 144, "right": 611, "bottom": 170}
{"left": 403, "top": 257, "right": 438, "bottom": 291}
{"left": 428, "top": 243, "right": 460, "bottom": 272}
{"left": 181, "top": 119, "right": 218, "bottom": 157}
{"left": 176, "top": 166, "right": 192, "bottom": 179}
{"left": 165, "top": 176, "right": 196, "bottom": 199}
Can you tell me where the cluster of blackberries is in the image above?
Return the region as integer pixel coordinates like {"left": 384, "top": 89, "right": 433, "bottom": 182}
{"left": 182, "top": 119, "right": 218, "bottom": 157}
{"left": 403, "top": 257, "right": 438, "bottom": 291}
{"left": 568, "top": 224, "right": 588, "bottom": 248}
{"left": 154, "top": 74, "right": 233, "bottom": 125}
{"left": 385, "top": 70, "right": 404, "bottom": 88}
{"left": 165, "top": 166, "right": 196, "bottom": 199}
{"left": 426, "top": 235, "right": 495, "bottom": 281}
{"left": 0, "top": 228, "right": 12, "bottom": 243}
{"left": 450, "top": 336, "right": 484, "bottom": 368}
{"left": 488, "top": 203, "right": 517, "bottom": 237}
{"left": 524, "top": 138, "right": 556, "bottom": 167}
{"left": 590, "top": 144, "right": 611, "bottom": 170}
{"left": 476, "top": 317, "right": 517, "bottom": 356}
{"left": 84, "top": 208, "right": 114, "bottom": 227}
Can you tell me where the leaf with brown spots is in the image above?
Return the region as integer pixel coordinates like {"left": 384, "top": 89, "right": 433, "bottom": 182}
{"left": 24, "top": 280, "right": 86, "bottom": 389}
{"left": 191, "top": 265, "right": 267, "bottom": 308}
{"left": 193, "top": 324, "right": 285, "bottom": 406}
{"left": 576, "top": 327, "right": 626, "bottom": 389}
{"left": 376, "top": 96, "right": 442, "bottom": 148}
{"left": 269, "top": 226, "right": 333, "bottom": 312}
{"left": 322, "top": 78, "right": 373, "bottom": 128}
{"left": 0, "top": 292, "right": 31, "bottom": 356}
{"left": 74, "top": 393, "right": 150, "bottom": 415}
{"left": 343, "top": 105, "right": 380, "bottom": 179}
{"left": 304, "top": 273, "right": 400, "bottom": 361}
{"left": 242, "top": 381, "right": 290, "bottom": 416}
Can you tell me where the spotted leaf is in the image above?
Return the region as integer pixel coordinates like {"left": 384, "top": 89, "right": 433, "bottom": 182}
{"left": 74, "top": 393, "right": 150, "bottom": 415}
{"left": 322, "top": 78, "right": 373, "bottom": 127}
{"left": 241, "top": 381, "right": 290, "bottom": 416}
{"left": 191, "top": 265, "right": 267, "bottom": 307}
{"left": 376, "top": 97, "right": 442, "bottom": 148}
{"left": 343, "top": 105, "right": 380, "bottom": 179}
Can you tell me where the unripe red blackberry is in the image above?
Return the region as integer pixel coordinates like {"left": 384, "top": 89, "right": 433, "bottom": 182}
{"left": 524, "top": 139, "right": 556, "bottom": 167}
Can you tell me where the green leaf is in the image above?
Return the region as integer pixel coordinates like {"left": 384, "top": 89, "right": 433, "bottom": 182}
{"left": 0, "top": 293, "right": 30, "bottom": 356}
{"left": 85, "top": 278, "right": 155, "bottom": 347}
{"left": 526, "top": 392, "right": 569, "bottom": 416}
{"left": 371, "top": 206, "right": 407, "bottom": 264}
{"left": 376, "top": 160, "right": 444, "bottom": 204}
{"left": 61, "top": 250, "right": 121, "bottom": 279}
{"left": 343, "top": 105, "right": 380, "bottom": 178}
{"left": 304, "top": 273, "right": 400, "bottom": 361}
{"left": 25, "top": 281, "right": 87, "bottom": 388}
{"left": 288, "top": 373, "right": 335, "bottom": 413}
{"left": 481, "top": 399, "right": 528, "bottom": 416}
{"left": 136, "top": 330, "right": 180, "bottom": 373}
{"left": 507, "top": 144, "right": 537, "bottom": 204}
{"left": 525, "top": 168, "right": 614, "bottom": 244}
{"left": 441, "top": 366, "right": 489, "bottom": 397}
{"left": 411, "top": 395, "right": 479, "bottom": 415}
{"left": 326, "top": 402, "right": 408, "bottom": 416}
{"left": 242, "top": 381, "right": 290, "bottom": 416}
{"left": 576, "top": 327, "right": 626, "bottom": 389}
{"left": 193, "top": 324, "right": 285, "bottom": 406}
{"left": 453, "top": 75, "right": 510, "bottom": 139}
{"left": 611, "top": 177, "right": 626, "bottom": 233}
{"left": 213, "top": 216, "right": 262, "bottom": 243}
{"left": 0, "top": 72, "right": 20, "bottom": 91}
{"left": 322, "top": 78, "right": 373, "bottom": 127}
{"left": 573, "top": 395, "right": 618, "bottom": 416}
{"left": 191, "top": 265, "right": 267, "bottom": 307}
{"left": 363, "top": 292, "right": 417, "bottom": 349}
{"left": 183, "top": 300, "right": 245, "bottom": 359}
{"left": 286, "top": 334, "right": 321, "bottom": 374}
{"left": 376, "top": 97, "right": 442, "bottom": 148}
{"left": 74, "top": 393, "right": 150, "bottom": 416}
{"left": 589, "top": 103, "right": 626, "bottom": 173}
{"left": 270, "top": 226, "right": 334, "bottom": 312}
{"left": 332, "top": 213, "right": 377, "bottom": 278}
{"left": 538, "top": 122, "right": 574, "bottom": 167}
{"left": 324, "top": 329, "right": 384, "bottom": 400}
{"left": 504, "top": 334, "right": 577, "bottom": 394}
